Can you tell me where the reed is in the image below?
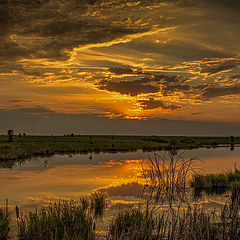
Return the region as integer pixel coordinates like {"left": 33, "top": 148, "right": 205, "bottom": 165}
{"left": 144, "top": 149, "right": 198, "bottom": 207}
{"left": 18, "top": 194, "right": 106, "bottom": 240}
{"left": 90, "top": 192, "right": 106, "bottom": 218}
{"left": 107, "top": 207, "right": 156, "bottom": 240}
{"left": 0, "top": 201, "right": 10, "bottom": 240}
{"left": 106, "top": 188, "right": 240, "bottom": 240}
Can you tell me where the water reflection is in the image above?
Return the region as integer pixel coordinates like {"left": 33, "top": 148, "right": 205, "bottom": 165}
{"left": 0, "top": 148, "right": 239, "bottom": 213}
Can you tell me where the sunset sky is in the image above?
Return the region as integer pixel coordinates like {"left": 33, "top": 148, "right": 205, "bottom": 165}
{"left": 0, "top": 0, "right": 240, "bottom": 135}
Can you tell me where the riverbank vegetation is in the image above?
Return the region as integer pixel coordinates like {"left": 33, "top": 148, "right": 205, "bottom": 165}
{"left": 191, "top": 168, "right": 240, "bottom": 194}
{"left": 1, "top": 188, "right": 240, "bottom": 240}
{"left": 0, "top": 135, "right": 238, "bottom": 161}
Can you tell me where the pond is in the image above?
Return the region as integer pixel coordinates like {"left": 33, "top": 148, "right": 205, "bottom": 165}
{"left": 1, "top": 147, "right": 240, "bottom": 234}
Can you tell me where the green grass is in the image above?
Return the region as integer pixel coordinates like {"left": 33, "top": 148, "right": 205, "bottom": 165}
{"left": 107, "top": 208, "right": 156, "bottom": 240}
{"left": 191, "top": 169, "right": 240, "bottom": 193}
{"left": 0, "top": 135, "right": 238, "bottom": 162}
{"left": 18, "top": 193, "right": 106, "bottom": 240}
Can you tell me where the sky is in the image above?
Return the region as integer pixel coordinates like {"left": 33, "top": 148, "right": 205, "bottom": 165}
{"left": 0, "top": 0, "right": 240, "bottom": 135}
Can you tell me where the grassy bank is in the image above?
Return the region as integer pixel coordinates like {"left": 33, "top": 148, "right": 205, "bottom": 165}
{"left": 191, "top": 168, "right": 240, "bottom": 194}
{"left": 0, "top": 135, "right": 238, "bottom": 162}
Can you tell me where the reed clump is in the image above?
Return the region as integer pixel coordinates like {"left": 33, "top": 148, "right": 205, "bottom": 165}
{"left": 191, "top": 168, "right": 240, "bottom": 191}
{"left": 106, "top": 189, "right": 240, "bottom": 240}
{"left": 90, "top": 192, "right": 106, "bottom": 218}
{"left": 107, "top": 208, "right": 157, "bottom": 240}
{"left": 18, "top": 193, "right": 106, "bottom": 240}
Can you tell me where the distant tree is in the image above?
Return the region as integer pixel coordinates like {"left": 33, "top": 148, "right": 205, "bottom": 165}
{"left": 7, "top": 129, "right": 14, "bottom": 142}
{"left": 23, "top": 133, "right": 26, "bottom": 136}
{"left": 19, "top": 133, "right": 22, "bottom": 137}
{"left": 231, "top": 135, "right": 234, "bottom": 143}
{"left": 169, "top": 138, "right": 177, "bottom": 146}
{"left": 70, "top": 133, "right": 74, "bottom": 137}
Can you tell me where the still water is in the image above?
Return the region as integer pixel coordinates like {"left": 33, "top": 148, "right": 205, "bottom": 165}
{"left": 0, "top": 147, "right": 240, "bottom": 213}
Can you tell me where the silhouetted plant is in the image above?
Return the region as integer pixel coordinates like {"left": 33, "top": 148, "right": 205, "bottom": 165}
{"left": 144, "top": 149, "right": 198, "bottom": 208}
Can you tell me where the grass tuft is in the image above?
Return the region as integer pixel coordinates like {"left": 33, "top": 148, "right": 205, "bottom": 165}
{"left": 18, "top": 195, "right": 106, "bottom": 240}
{"left": 107, "top": 207, "right": 156, "bottom": 240}
{"left": 90, "top": 192, "right": 106, "bottom": 218}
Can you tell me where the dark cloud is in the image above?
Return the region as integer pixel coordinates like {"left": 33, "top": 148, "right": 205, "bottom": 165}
{"left": 139, "top": 98, "right": 180, "bottom": 110}
{"left": 108, "top": 66, "right": 134, "bottom": 75}
{"left": 153, "top": 74, "right": 179, "bottom": 83}
{"left": 0, "top": 106, "right": 55, "bottom": 114}
{"left": 0, "top": 0, "right": 155, "bottom": 69}
{"left": 205, "top": 0, "right": 240, "bottom": 9}
{"left": 200, "top": 62, "right": 237, "bottom": 75}
{"left": 162, "top": 84, "right": 192, "bottom": 95}
{"left": 202, "top": 85, "right": 240, "bottom": 99}
{"left": 97, "top": 79, "right": 160, "bottom": 96}
{"left": 230, "top": 75, "right": 240, "bottom": 80}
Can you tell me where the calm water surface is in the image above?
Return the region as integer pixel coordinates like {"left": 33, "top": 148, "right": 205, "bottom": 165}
{"left": 1, "top": 147, "right": 240, "bottom": 213}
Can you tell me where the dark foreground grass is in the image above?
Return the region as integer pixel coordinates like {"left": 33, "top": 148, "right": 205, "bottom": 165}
{"left": 3, "top": 188, "right": 240, "bottom": 240}
{"left": 107, "top": 184, "right": 240, "bottom": 240}
{"left": 0, "top": 135, "right": 238, "bottom": 162}
{"left": 0, "top": 203, "right": 10, "bottom": 240}
{"left": 107, "top": 201, "right": 240, "bottom": 240}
